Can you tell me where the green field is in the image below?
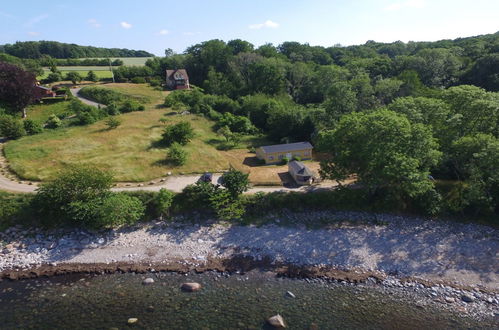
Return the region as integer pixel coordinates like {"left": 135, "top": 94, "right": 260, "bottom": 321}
{"left": 26, "top": 101, "right": 72, "bottom": 123}
{"left": 39, "top": 69, "right": 114, "bottom": 80}
{"left": 95, "top": 57, "right": 154, "bottom": 66}
{"left": 5, "top": 84, "right": 244, "bottom": 182}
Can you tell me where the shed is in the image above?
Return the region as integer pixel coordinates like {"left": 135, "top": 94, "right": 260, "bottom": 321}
{"left": 288, "top": 160, "right": 315, "bottom": 185}
{"left": 256, "top": 142, "right": 313, "bottom": 164}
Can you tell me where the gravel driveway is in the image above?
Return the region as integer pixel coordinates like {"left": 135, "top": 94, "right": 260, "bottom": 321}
{"left": 69, "top": 87, "right": 105, "bottom": 108}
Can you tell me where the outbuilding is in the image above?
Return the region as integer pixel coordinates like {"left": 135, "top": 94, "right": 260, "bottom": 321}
{"left": 288, "top": 160, "right": 315, "bottom": 185}
{"left": 256, "top": 142, "right": 313, "bottom": 164}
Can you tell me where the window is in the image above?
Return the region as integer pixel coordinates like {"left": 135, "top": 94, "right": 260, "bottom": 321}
{"left": 278, "top": 154, "right": 283, "bottom": 159}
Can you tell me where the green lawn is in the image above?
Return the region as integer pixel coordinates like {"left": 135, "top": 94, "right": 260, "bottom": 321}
{"left": 4, "top": 84, "right": 246, "bottom": 182}
{"left": 26, "top": 101, "right": 72, "bottom": 123}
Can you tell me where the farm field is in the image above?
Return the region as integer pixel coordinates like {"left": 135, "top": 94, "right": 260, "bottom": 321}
{"left": 90, "top": 57, "right": 154, "bottom": 66}
{"left": 39, "top": 69, "right": 113, "bottom": 80}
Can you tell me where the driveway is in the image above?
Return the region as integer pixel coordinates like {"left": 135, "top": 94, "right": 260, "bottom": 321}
{"left": 69, "top": 87, "right": 105, "bottom": 108}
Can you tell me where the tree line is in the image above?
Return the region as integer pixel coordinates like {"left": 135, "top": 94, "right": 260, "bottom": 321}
{"left": 0, "top": 41, "right": 153, "bottom": 59}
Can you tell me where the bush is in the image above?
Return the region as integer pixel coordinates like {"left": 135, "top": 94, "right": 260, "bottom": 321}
{"left": 119, "top": 99, "right": 143, "bottom": 113}
{"left": 33, "top": 165, "right": 114, "bottom": 227}
{"left": 0, "top": 116, "right": 26, "bottom": 139}
{"left": 90, "top": 193, "right": 145, "bottom": 229}
{"left": 105, "top": 117, "right": 121, "bottom": 129}
{"left": 209, "top": 188, "right": 246, "bottom": 220}
{"left": 131, "top": 77, "right": 146, "bottom": 84}
{"left": 151, "top": 188, "right": 174, "bottom": 219}
{"left": 79, "top": 86, "right": 124, "bottom": 105}
{"left": 174, "top": 181, "right": 217, "bottom": 212}
{"left": 168, "top": 142, "right": 188, "bottom": 166}
{"left": 220, "top": 169, "right": 250, "bottom": 197}
{"left": 161, "top": 121, "right": 194, "bottom": 146}
{"left": 281, "top": 157, "right": 290, "bottom": 165}
{"left": 45, "top": 72, "right": 62, "bottom": 83}
{"left": 149, "top": 78, "right": 162, "bottom": 87}
{"left": 292, "top": 155, "right": 301, "bottom": 161}
{"left": 86, "top": 70, "right": 98, "bottom": 82}
{"left": 106, "top": 102, "right": 120, "bottom": 115}
{"left": 0, "top": 192, "right": 34, "bottom": 230}
{"left": 23, "top": 119, "right": 43, "bottom": 135}
{"left": 45, "top": 114, "right": 62, "bottom": 128}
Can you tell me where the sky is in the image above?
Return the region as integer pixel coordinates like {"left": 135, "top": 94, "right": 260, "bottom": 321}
{"left": 0, "top": 0, "right": 498, "bottom": 56}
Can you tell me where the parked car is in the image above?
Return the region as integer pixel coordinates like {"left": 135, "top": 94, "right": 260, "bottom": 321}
{"left": 199, "top": 172, "right": 213, "bottom": 183}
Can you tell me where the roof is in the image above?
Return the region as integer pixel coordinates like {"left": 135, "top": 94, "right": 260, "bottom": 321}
{"left": 35, "top": 85, "right": 52, "bottom": 91}
{"left": 288, "top": 160, "right": 314, "bottom": 177}
{"left": 259, "top": 142, "right": 313, "bottom": 154}
{"left": 166, "top": 69, "right": 189, "bottom": 80}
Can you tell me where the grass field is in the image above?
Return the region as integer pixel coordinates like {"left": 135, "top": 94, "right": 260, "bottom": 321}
{"left": 26, "top": 101, "right": 72, "bottom": 123}
{"left": 92, "top": 57, "right": 154, "bottom": 66}
{"left": 5, "top": 84, "right": 231, "bottom": 181}
{"left": 39, "top": 69, "right": 114, "bottom": 80}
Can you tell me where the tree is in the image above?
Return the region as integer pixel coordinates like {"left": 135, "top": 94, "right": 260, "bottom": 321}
{"left": 217, "top": 125, "right": 233, "bottom": 142}
{"left": 152, "top": 188, "right": 174, "bottom": 219}
{"left": 318, "top": 109, "right": 441, "bottom": 200}
{"left": 65, "top": 71, "right": 82, "bottom": 85}
{"left": 86, "top": 70, "right": 98, "bottom": 82}
{"left": 220, "top": 168, "right": 250, "bottom": 198}
{"left": 0, "top": 62, "right": 36, "bottom": 118}
{"left": 168, "top": 142, "right": 188, "bottom": 166}
{"left": 161, "top": 121, "right": 195, "bottom": 146}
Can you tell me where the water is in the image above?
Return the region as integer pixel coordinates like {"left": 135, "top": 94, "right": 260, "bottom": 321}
{"left": 0, "top": 271, "right": 496, "bottom": 329}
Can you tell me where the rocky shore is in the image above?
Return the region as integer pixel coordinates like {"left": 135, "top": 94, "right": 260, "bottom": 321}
{"left": 1, "top": 211, "right": 498, "bottom": 319}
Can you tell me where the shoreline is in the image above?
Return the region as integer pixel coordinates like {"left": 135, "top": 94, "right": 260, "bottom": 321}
{"left": 2, "top": 257, "right": 498, "bottom": 320}
{"left": 1, "top": 210, "right": 498, "bottom": 317}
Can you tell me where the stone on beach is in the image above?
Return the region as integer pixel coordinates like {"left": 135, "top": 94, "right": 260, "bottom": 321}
{"left": 181, "top": 282, "right": 202, "bottom": 292}
{"left": 142, "top": 278, "right": 154, "bottom": 285}
{"left": 267, "top": 314, "right": 286, "bottom": 328}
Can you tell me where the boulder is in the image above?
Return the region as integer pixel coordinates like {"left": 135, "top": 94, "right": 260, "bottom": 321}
{"left": 142, "top": 278, "right": 155, "bottom": 285}
{"left": 461, "top": 294, "right": 474, "bottom": 303}
{"left": 181, "top": 282, "right": 202, "bottom": 292}
{"left": 267, "top": 314, "right": 286, "bottom": 328}
{"left": 127, "top": 318, "right": 138, "bottom": 324}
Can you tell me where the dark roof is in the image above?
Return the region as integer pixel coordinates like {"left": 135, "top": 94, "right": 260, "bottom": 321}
{"left": 260, "top": 142, "right": 313, "bottom": 154}
{"left": 288, "top": 160, "right": 314, "bottom": 177}
{"left": 166, "top": 69, "right": 189, "bottom": 80}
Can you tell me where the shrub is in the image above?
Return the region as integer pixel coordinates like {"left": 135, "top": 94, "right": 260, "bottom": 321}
{"left": 161, "top": 121, "right": 194, "bottom": 146}
{"left": 79, "top": 86, "right": 124, "bottom": 105}
{"left": 151, "top": 188, "right": 174, "bottom": 219}
{"left": 131, "top": 77, "right": 146, "bottom": 84}
{"left": 281, "top": 157, "right": 290, "bottom": 165}
{"left": 168, "top": 142, "right": 188, "bottom": 166}
{"left": 65, "top": 71, "right": 82, "bottom": 84}
{"left": 86, "top": 70, "right": 98, "bottom": 82}
{"left": 209, "top": 188, "right": 246, "bottom": 220}
{"left": 45, "top": 114, "right": 62, "bottom": 128}
{"left": 105, "top": 117, "right": 121, "bottom": 129}
{"left": 33, "top": 165, "right": 114, "bottom": 227}
{"left": 292, "top": 155, "right": 302, "bottom": 161}
{"left": 0, "top": 192, "right": 34, "bottom": 230}
{"left": 106, "top": 102, "right": 120, "bottom": 115}
{"left": 149, "top": 78, "right": 162, "bottom": 87}
{"left": 45, "top": 72, "right": 62, "bottom": 83}
{"left": 23, "top": 119, "right": 43, "bottom": 135}
{"left": 0, "top": 116, "right": 26, "bottom": 139}
{"left": 90, "top": 193, "right": 145, "bottom": 229}
{"left": 119, "top": 99, "right": 143, "bottom": 113}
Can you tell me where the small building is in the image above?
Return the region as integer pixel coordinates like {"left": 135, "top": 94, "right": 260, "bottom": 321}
{"left": 288, "top": 160, "right": 315, "bottom": 185}
{"left": 33, "top": 85, "right": 56, "bottom": 101}
{"left": 256, "top": 142, "right": 313, "bottom": 164}
{"left": 165, "top": 69, "right": 190, "bottom": 90}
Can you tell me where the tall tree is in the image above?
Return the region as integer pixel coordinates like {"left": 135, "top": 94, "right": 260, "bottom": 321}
{"left": 0, "top": 62, "right": 36, "bottom": 118}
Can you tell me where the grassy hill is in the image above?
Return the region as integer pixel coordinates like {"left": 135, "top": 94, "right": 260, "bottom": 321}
{"left": 4, "top": 84, "right": 262, "bottom": 182}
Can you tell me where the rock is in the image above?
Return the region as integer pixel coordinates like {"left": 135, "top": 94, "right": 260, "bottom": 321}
{"left": 127, "top": 318, "right": 138, "bottom": 324}
{"left": 444, "top": 297, "right": 455, "bottom": 303}
{"left": 181, "top": 282, "right": 202, "bottom": 292}
{"left": 461, "top": 294, "right": 474, "bottom": 303}
{"left": 143, "top": 278, "right": 155, "bottom": 285}
{"left": 286, "top": 291, "right": 296, "bottom": 298}
{"left": 267, "top": 314, "right": 286, "bottom": 328}
{"left": 167, "top": 172, "right": 172, "bottom": 176}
